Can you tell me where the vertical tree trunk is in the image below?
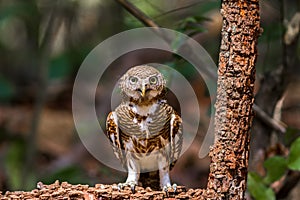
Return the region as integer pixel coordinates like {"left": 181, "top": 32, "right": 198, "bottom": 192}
{"left": 206, "top": 0, "right": 260, "bottom": 199}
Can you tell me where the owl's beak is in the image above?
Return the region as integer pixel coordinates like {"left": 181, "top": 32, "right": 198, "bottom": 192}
{"left": 141, "top": 85, "right": 146, "bottom": 97}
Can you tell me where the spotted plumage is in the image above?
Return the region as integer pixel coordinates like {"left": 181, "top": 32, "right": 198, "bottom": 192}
{"left": 106, "top": 65, "right": 183, "bottom": 191}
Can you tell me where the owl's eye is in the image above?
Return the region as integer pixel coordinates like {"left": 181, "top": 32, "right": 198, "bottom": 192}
{"left": 129, "top": 76, "right": 138, "bottom": 84}
{"left": 149, "top": 76, "right": 158, "bottom": 85}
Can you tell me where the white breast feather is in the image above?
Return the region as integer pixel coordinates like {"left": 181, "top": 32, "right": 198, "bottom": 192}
{"left": 132, "top": 103, "right": 158, "bottom": 116}
{"left": 133, "top": 117, "right": 138, "bottom": 123}
{"left": 125, "top": 139, "right": 134, "bottom": 149}
{"left": 130, "top": 103, "right": 158, "bottom": 138}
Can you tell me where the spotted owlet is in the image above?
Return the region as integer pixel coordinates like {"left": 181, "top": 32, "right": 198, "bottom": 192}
{"left": 106, "top": 65, "right": 183, "bottom": 191}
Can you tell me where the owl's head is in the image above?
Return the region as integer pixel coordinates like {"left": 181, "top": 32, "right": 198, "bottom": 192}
{"left": 119, "top": 65, "right": 166, "bottom": 103}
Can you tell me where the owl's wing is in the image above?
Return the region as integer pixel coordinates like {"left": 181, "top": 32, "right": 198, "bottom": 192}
{"left": 106, "top": 111, "right": 126, "bottom": 168}
{"left": 169, "top": 112, "right": 183, "bottom": 168}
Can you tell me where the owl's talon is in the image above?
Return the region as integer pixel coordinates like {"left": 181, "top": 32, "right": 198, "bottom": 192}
{"left": 117, "top": 183, "right": 123, "bottom": 191}
{"left": 163, "top": 186, "right": 167, "bottom": 192}
{"left": 163, "top": 185, "right": 171, "bottom": 196}
{"left": 172, "top": 183, "right": 177, "bottom": 193}
{"left": 163, "top": 183, "right": 178, "bottom": 196}
{"left": 130, "top": 184, "right": 136, "bottom": 193}
{"left": 163, "top": 186, "right": 168, "bottom": 196}
{"left": 117, "top": 182, "right": 137, "bottom": 193}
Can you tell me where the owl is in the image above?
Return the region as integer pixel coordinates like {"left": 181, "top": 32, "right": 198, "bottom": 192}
{"left": 106, "top": 65, "right": 183, "bottom": 192}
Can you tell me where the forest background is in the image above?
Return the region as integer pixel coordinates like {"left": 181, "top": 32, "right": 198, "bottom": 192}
{"left": 0, "top": 0, "right": 299, "bottom": 199}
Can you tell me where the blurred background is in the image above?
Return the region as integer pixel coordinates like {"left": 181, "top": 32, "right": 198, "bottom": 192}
{"left": 0, "top": 0, "right": 299, "bottom": 199}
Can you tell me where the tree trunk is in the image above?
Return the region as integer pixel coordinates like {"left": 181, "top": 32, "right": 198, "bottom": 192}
{"left": 206, "top": 0, "right": 260, "bottom": 199}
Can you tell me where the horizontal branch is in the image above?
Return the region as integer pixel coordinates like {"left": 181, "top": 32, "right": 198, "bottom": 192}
{"left": 1, "top": 181, "right": 205, "bottom": 199}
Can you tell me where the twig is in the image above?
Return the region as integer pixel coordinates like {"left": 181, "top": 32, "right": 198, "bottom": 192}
{"left": 252, "top": 104, "right": 287, "bottom": 133}
{"left": 115, "top": 0, "right": 159, "bottom": 28}
{"left": 276, "top": 171, "right": 300, "bottom": 199}
{"left": 115, "top": 0, "right": 288, "bottom": 135}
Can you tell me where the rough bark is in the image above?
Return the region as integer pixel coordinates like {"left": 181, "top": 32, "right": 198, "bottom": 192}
{"left": 206, "top": 0, "right": 260, "bottom": 199}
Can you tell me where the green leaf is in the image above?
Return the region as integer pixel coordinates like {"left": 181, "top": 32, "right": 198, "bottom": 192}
{"left": 247, "top": 172, "right": 276, "bottom": 200}
{"left": 263, "top": 156, "right": 287, "bottom": 184}
{"left": 287, "top": 137, "right": 300, "bottom": 170}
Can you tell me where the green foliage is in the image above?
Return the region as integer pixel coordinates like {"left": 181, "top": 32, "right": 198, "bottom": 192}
{"left": 248, "top": 136, "right": 300, "bottom": 199}
{"left": 248, "top": 172, "right": 275, "bottom": 200}
{"left": 176, "top": 15, "right": 209, "bottom": 36}
{"left": 165, "top": 60, "right": 198, "bottom": 80}
{"left": 287, "top": 137, "right": 300, "bottom": 170}
{"left": 123, "top": 0, "right": 160, "bottom": 28}
{"left": 263, "top": 156, "right": 287, "bottom": 184}
{"left": 173, "top": 1, "right": 219, "bottom": 37}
